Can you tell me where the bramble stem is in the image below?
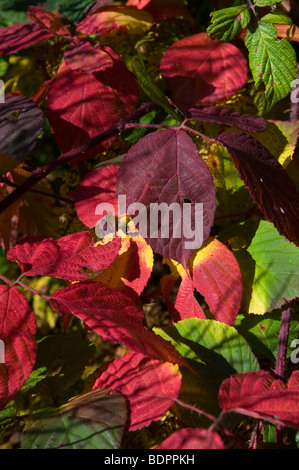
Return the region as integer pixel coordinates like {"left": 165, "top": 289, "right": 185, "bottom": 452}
{"left": 275, "top": 306, "right": 292, "bottom": 449}
{"left": 275, "top": 306, "right": 292, "bottom": 382}
{"left": 0, "top": 273, "right": 12, "bottom": 286}
{"left": 0, "top": 102, "right": 155, "bottom": 215}
{"left": 15, "top": 281, "right": 51, "bottom": 301}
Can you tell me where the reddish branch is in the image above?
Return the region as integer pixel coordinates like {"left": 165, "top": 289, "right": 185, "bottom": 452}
{"left": 275, "top": 306, "right": 292, "bottom": 382}
{"left": 275, "top": 305, "right": 292, "bottom": 449}
{"left": 0, "top": 101, "right": 155, "bottom": 215}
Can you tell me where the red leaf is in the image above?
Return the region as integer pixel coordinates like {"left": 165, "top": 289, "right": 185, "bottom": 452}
{"left": 163, "top": 237, "right": 242, "bottom": 325}
{"left": 126, "top": 0, "right": 194, "bottom": 23}
{"left": 160, "top": 260, "right": 205, "bottom": 322}
{"left": 157, "top": 427, "right": 226, "bottom": 449}
{"left": 0, "top": 23, "right": 54, "bottom": 55}
{"left": 27, "top": 6, "right": 72, "bottom": 39}
{"left": 7, "top": 231, "right": 121, "bottom": 281}
{"left": 116, "top": 129, "right": 216, "bottom": 270}
{"left": 93, "top": 351, "right": 181, "bottom": 430}
{"left": 219, "top": 370, "right": 299, "bottom": 429}
{"left": 219, "top": 132, "right": 299, "bottom": 247}
{"left": 47, "top": 52, "right": 139, "bottom": 157}
{"left": 190, "top": 238, "right": 243, "bottom": 325}
{"left": 174, "top": 273, "right": 206, "bottom": 320}
{"left": 87, "top": 1, "right": 118, "bottom": 15}
{"left": 0, "top": 286, "right": 36, "bottom": 409}
{"left": 183, "top": 106, "right": 267, "bottom": 133}
{"left": 64, "top": 43, "right": 114, "bottom": 73}
{"left": 50, "top": 281, "right": 186, "bottom": 366}
{"left": 71, "top": 165, "right": 119, "bottom": 228}
{"left": 76, "top": 6, "right": 153, "bottom": 36}
{"left": 160, "top": 33, "right": 247, "bottom": 107}
{"left": 126, "top": 0, "right": 151, "bottom": 7}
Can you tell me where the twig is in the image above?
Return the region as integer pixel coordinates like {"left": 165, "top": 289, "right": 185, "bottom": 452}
{"left": 0, "top": 102, "right": 155, "bottom": 215}
{"left": 0, "top": 175, "right": 70, "bottom": 203}
{"left": 0, "top": 273, "right": 13, "bottom": 286}
{"left": 15, "top": 281, "right": 51, "bottom": 301}
{"left": 274, "top": 305, "right": 292, "bottom": 449}
{"left": 275, "top": 306, "right": 292, "bottom": 382}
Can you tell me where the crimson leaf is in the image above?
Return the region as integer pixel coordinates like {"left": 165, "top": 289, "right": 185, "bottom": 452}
{"left": 0, "top": 23, "right": 54, "bottom": 56}
{"left": 93, "top": 352, "right": 181, "bottom": 431}
{"left": 50, "top": 280, "right": 186, "bottom": 366}
{"left": 27, "top": 6, "right": 72, "bottom": 39}
{"left": 64, "top": 43, "right": 114, "bottom": 73}
{"left": 47, "top": 51, "right": 139, "bottom": 156}
{"left": 0, "top": 285, "right": 37, "bottom": 410}
{"left": 157, "top": 428, "right": 226, "bottom": 449}
{"left": 160, "top": 32, "right": 247, "bottom": 107}
{"left": 7, "top": 231, "right": 121, "bottom": 281}
{"left": 219, "top": 370, "right": 299, "bottom": 429}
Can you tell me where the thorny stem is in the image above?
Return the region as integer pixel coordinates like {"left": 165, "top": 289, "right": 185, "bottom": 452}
{"left": 274, "top": 306, "right": 292, "bottom": 449}
{"left": 275, "top": 306, "right": 292, "bottom": 382}
{"left": 0, "top": 101, "right": 155, "bottom": 215}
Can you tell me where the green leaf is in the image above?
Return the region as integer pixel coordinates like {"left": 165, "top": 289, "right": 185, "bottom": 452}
{"left": 155, "top": 318, "right": 259, "bottom": 374}
{"left": 20, "top": 367, "right": 47, "bottom": 393}
{"left": 254, "top": 0, "right": 284, "bottom": 6}
{"left": 207, "top": 143, "right": 253, "bottom": 223}
{"left": 246, "top": 220, "right": 299, "bottom": 314}
{"left": 45, "top": 0, "right": 94, "bottom": 22}
{"left": 262, "top": 12, "right": 293, "bottom": 25}
{"left": 207, "top": 6, "right": 251, "bottom": 41}
{"left": 154, "top": 318, "right": 259, "bottom": 425}
{"left": 22, "top": 389, "right": 128, "bottom": 449}
{"left": 245, "top": 21, "right": 297, "bottom": 112}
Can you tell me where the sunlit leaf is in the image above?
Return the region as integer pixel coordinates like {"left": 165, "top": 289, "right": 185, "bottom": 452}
{"left": 160, "top": 32, "right": 248, "bottom": 107}
{"left": 76, "top": 5, "right": 153, "bottom": 36}
{"left": 245, "top": 220, "right": 299, "bottom": 314}
{"left": 245, "top": 21, "right": 297, "bottom": 111}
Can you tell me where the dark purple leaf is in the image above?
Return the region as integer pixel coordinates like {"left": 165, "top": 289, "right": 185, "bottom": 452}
{"left": 0, "top": 23, "right": 54, "bottom": 56}
{"left": 116, "top": 129, "right": 216, "bottom": 269}
{"left": 0, "top": 96, "right": 44, "bottom": 161}
{"left": 183, "top": 106, "right": 267, "bottom": 133}
{"left": 219, "top": 132, "right": 299, "bottom": 247}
